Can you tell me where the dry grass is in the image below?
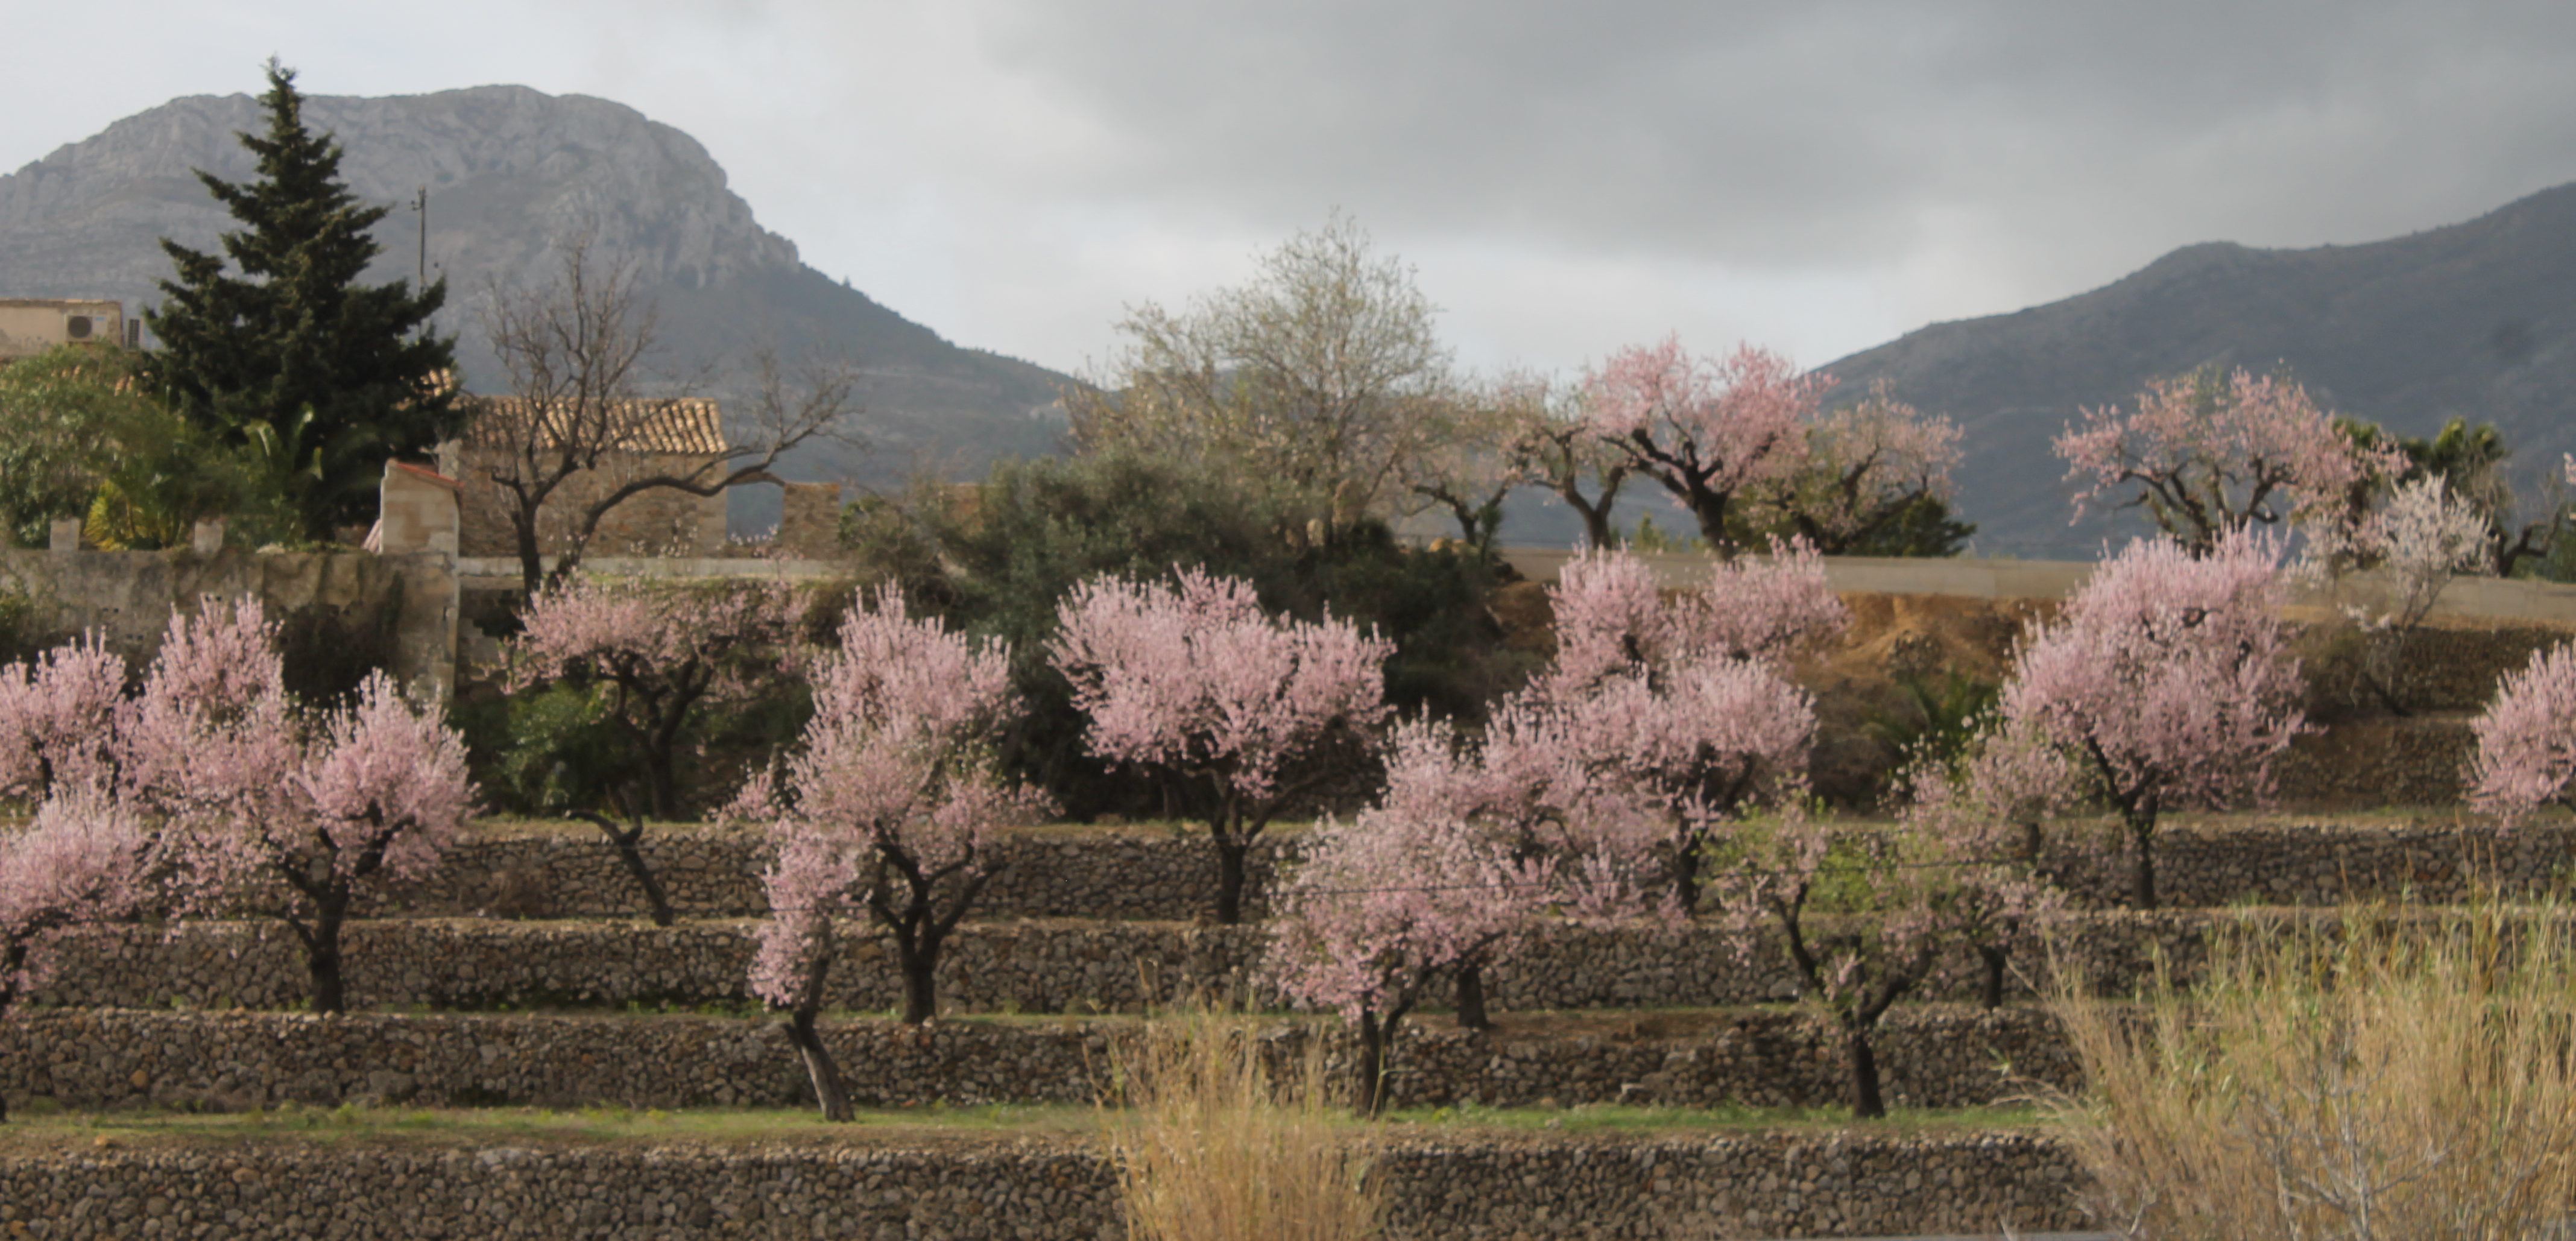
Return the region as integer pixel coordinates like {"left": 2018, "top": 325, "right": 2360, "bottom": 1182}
{"left": 2052, "top": 901, "right": 2576, "bottom": 1240}
{"left": 1103, "top": 1009, "right": 1383, "bottom": 1241}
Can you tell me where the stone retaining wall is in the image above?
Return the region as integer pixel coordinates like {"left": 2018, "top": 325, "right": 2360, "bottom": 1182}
{"left": 42, "top": 909, "right": 2548, "bottom": 1017}
{"left": 0, "top": 1008, "right": 2074, "bottom": 1114}
{"left": 368, "top": 815, "right": 2576, "bottom": 924}
{"left": 0, "top": 1131, "right": 2091, "bottom": 1240}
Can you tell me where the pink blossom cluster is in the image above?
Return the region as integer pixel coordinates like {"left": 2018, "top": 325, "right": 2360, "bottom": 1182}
{"left": 2466, "top": 642, "right": 2576, "bottom": 823}
{"left": 507, "top": 575, "right": 800, "bottom": 701}
{"left": 1050, "top": 569, "right": 1395, "bottom": 805}
{"left": 2056, "top": 368, "right": 2399, "bottom": 548}
{"left": 1, "top": 788, "right": 148, "bottom": 1013}
{"left": 1580, "top": 336, "right": 1820, "bottom": 499}
{"left": 741, "top": 590, "right": 1043, "bottom": 1013}
{"left": 2302, "top": 475, "right": 2495, "bottom": 633}
{"left": 0, "top": 634, "right": 127, "bottom": 804}
{"left": 1539, "top": 540, "right": 1846, "bottom": 700}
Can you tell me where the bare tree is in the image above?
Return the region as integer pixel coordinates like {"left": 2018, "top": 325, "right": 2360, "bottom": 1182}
{"left": 475, "top": 233, "right": 858, "bottom": 593}
{"left": 1068, "top": 212, "right": 1453, "bottom": 530}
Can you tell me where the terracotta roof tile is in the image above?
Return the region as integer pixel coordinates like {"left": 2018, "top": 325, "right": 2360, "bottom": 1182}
{"left": 460, "top": 395, "right": 727, "bottom": 456}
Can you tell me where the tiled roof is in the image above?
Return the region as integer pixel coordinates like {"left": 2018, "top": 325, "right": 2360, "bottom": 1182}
{"left": 459, "top": 394, "right": 727, "bottom": 456}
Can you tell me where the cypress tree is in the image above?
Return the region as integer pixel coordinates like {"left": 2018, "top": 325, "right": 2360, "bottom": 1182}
{"left": 148, "top": 58, "right": 458, "bottom": 540}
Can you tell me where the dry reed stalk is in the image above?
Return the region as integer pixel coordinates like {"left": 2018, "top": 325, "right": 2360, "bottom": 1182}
{"left": 2053, "top": 901, "right": 2576, "bottom": 1240}
{"left": 1105, "top": 1011, "right": 1384, "bottom": 1241}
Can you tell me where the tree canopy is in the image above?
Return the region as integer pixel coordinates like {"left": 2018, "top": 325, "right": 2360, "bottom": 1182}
{"left": 147, "top": 60, "right": 458, "bottom": 540}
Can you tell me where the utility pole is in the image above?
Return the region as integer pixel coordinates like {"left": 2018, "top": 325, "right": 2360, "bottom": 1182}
{"left": 411, "top": 185, "right": 429, "bottom": 290}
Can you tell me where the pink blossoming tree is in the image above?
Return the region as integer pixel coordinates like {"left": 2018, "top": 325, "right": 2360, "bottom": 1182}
{"left": 2302, "top": 475, "right": 2495, "bottom": 715}
{"left": 1580, "top": 337, "right": 1825, "bottom": 555}
{"left": 2056, "top": 367, "right": 2398, "bottom": 553}
{"left": 1996, "top": 531, "right": 2306, "bottom": 908}
{"left": 1716, "top": 812, "right": 1971, "bottom": 1119}
{"left": 1266, "top": 791, "right": 1549, "bottom": 1115}
{"left": 1527, "top": 545, "right": 1840, "bottom": 911}
{"left": 1895, "top": 719, "right": 2080, "bottom": 1009}
{"left": 0, "top": 634, "right": 127, "bottom": 807}
{"left": 1750, "top": 384, "right": 1966, "bottom": 555}
{"left": 0, "top": 789, "right": 150, "bottom": 1122}
{"left": 120, "top": 601, "right": 474, "bottom": 1014}
{"left": 1051, "top": 569, "right": 1394, "bottom": 924}
{"left": 738, "top": 590, "right": 1044, "bottom": 1119}
{"left": 506, "top": 576, "right": 803, "bottom": 923}
{"left": 2465, "top": 642, "right": 2576, "bottom": 823}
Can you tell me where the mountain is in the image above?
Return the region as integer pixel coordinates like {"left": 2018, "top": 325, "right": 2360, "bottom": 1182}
{"left": 0, "top": 84, "right": 1079, "bottom": 526}
{"left": 1820, "top": 182, "right": 2576, "bottom": 558}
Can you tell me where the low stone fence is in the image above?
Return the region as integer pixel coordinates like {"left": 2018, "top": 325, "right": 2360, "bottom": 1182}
{"left": 0, "top": 1008, "right": 2073, "bottom": 1115}
{"left": 36, "top": 908, "right": 2575, "bottom": 1016}
{"left": 0, "top": 1131, "right": 2091, "bottom": 1240}
{"left": 369, "top": 813, "right": 2576, "bottom": 925}
{"left": 365, "top": 826, "right": 1301, "bottom": 922}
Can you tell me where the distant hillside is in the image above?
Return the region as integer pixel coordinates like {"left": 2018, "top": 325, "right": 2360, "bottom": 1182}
{"left": 1821, "top": 183, "right": 2576, "bottom": 558}
{"left": 0, "top": 84, "right": 1081, "bottom": 527}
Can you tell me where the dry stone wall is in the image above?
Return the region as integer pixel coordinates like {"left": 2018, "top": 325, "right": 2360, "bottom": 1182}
{"left": 0, "top": 1131, "right": 2091, "bottom": 1240}
{"left": 40, "top": 908, "right": 2546, "bottom": 1016}
{"left": 368, "top": 815, "right": 2576, "bottom": 925}
{"left": 0, "top": 1008, "right": 2074, "bottom": 1114}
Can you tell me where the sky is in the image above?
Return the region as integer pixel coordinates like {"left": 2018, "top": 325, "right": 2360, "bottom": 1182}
{"left": 8, "top": 0, "right": 2576, "bottom": 382}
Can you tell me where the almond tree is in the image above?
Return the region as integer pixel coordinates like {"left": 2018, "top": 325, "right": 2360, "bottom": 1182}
{"left": 1715, "top": 813, "right": 1946, "bottom": 1119}
{"left": 1267, "top": 795, "right": 1547, "bottom": 1115}
{"left": 1997, "top": 531, "right": 2306, "bottom": 908}
{"left": 1509, "top": 381, "right": 1632, "bottom": 549}
{"left": 0, "top": 789, "right": 150, "bottom": 1122}
{"left": 1052, "top": 569, "right": 1393, "bottom": 924}
{"left": 1342, "top": 715, "right": 1666, "bottom": 1030}
{"left": 1750, "top": 384, "right": 1966, "bottom": 555}
{"left": 506, "top": 576, "right": 801, "bottom": 922}
{"left": 2057, "top": 367, "right": 2398, "bottom": 553}
{"left": 121, "top": 601, "right": 473, "bottom": 1014}
{"left": 2300, "top": 475, "right": 2494, "bottom": 715}
{"left": 1895, "top": 719, "right": 2080, "bottom": 1009}
{"left": 1526, "top": 545, "right": 1840, "bottom": 912}
{"left": 741, "top": 590, "right": 1044, "bottom": 1118}
{"left": 1580, "top": 337, "right": 1825, "bottom": 554}
{"left": 0, "top": 635, "right": 127, "bottom": 808}
{"left": 2465, "top": 642, "right": 2576, "bottom": 823}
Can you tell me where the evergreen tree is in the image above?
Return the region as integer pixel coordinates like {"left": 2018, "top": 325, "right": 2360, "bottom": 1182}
{"left": 148, "top": 59, "right": 458, "bottom": 540}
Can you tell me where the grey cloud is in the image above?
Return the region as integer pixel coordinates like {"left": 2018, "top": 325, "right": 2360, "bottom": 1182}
{"left": 964, "top": 0, "right": 2576, "bottom": 285}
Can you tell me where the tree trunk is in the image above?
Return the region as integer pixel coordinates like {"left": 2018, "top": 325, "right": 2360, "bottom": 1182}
{"left": 1353, "top": 1011, "right": 1394, "bottom": 1117}
{"left": 1846, "top": 1025, "right": 1887, "bottom": 1120}
{"left": 1684, "top": 488, "right": 1733, "bottom": 557}
{"left": 296, "top": 897, "right": 352, "bottom": 1015}
{"left": 786, "top": 1006, "right": 853, "bottom": 1122}
{"left": 1213, "top": 835, "right": 1251, "bottom": 926}
{"left": 582, "top": 813, "right": 674, "bottom": 926}
{"left": 1976, "top": 944, "right": 2009, "bottom": 1011}
{"left": 895, "top": 931, "right": 941, "bottom": 1025}
{"left": 1672, "top": 839, "right": 1703, "bottom": 915}
{"left": 2130, "top": 821, "right": 2158, "bottom": 910}
{"left": 642, "top": 748, "right": 681, "bottom": 823}
{"left": 1454, "top": 964, "right": 1491, "bottom": 1031}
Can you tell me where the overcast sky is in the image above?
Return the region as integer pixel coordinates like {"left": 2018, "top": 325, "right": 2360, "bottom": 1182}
{"left": 8, "top": 0, "right": 2576, "bottom": 381}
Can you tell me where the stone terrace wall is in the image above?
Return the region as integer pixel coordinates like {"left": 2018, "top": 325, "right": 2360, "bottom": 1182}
{"left": 369, "top": 816, "right": 2576, "bottom": 924}
{"left": 0, "top": 1132, "right": 2090, "bottom": 1240}
{"left": 0, "top": 1008, "right": 2073, "bottom": 1114}
{"left": 40, "top": 909, "right": 2545, "bottom": 1015}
